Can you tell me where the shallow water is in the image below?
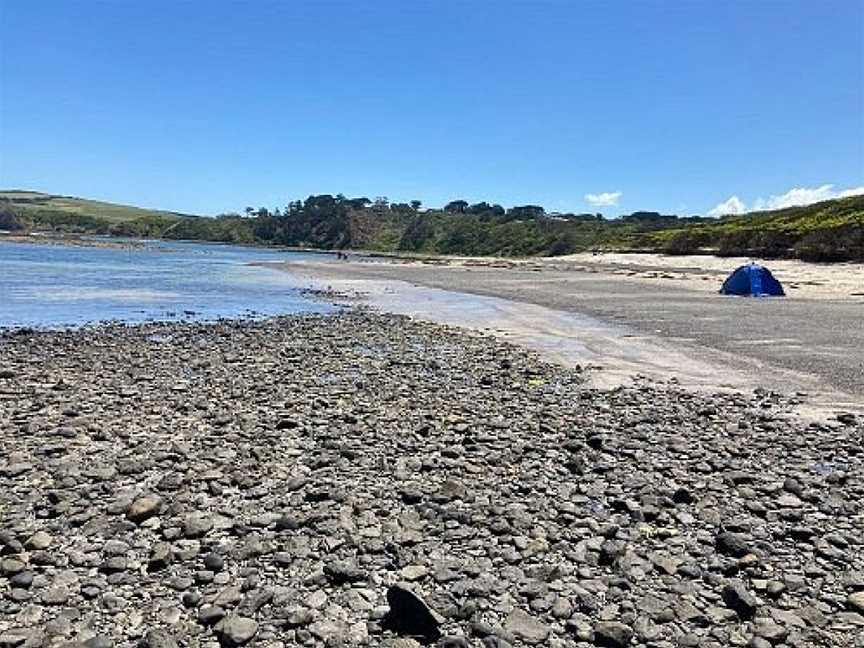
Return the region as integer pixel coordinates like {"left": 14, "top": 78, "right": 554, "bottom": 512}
{"left": 0, "top": 239, "right": 335, "bottom": 328}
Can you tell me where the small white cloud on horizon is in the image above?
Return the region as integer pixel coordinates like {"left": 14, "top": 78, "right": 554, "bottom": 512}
{"left": 707, "top": 195, "right": 747, "bottom": 217}
{"left": 585, "top": 191, "right": 622, "bottom": 207}
{"left": 708, "top": 184, "right": 864, "bottom": 217}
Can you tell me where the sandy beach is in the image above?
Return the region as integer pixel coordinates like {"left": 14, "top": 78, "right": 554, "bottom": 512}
{"left": 262, "top": 252, "right": 864, "bottom": 417}
{"left": 1, "top": 245, "right": 862, "bottom": 645}
{"left": 359, "top": 252, "right": 864, "bottom": 302}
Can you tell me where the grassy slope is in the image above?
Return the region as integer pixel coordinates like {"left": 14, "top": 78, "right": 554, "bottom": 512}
{"left": 647, "top": 196, "right": 864, "bottom": 240}
{"left": 0, "top": 190, "right": 196, "bottom": 223}
{"left": 623, "top": 195, "right": 864, "bottom": 260}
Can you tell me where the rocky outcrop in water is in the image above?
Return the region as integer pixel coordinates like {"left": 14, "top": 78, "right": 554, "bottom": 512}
{"left": 0, "top": 312, "right": 862, "bottom": 647}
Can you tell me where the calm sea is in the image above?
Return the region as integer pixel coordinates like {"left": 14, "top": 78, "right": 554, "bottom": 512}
{"left": 0, "top": 238, "right": 335, "bottom": 328}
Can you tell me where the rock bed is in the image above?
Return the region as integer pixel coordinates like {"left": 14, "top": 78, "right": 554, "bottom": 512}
{"left": 0, "top": 311, "right": 862, "bottom": 648}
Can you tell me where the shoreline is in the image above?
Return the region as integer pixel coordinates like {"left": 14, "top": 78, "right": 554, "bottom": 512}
{"left": 259, "top": 258, "right": 864, "bottom": 419}
{"left": 5, "top": 230, "right": 864, "bottom": 288}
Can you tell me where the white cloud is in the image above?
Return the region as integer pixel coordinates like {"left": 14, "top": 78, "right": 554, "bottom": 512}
{"left": 707, "top": 195, "right": 747, "bottom": 217}
{"left": 585, "top": 191, "right": 622, "bottom": 207}
{"left": 708, "top": 184, "right": 864, "bottom": 217}
{"left": 837, "top": 186, "right": 864, "bottom": 199}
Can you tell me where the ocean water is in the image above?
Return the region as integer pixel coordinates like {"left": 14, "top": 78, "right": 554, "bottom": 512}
{"left": 0, "top": 238, "right": 335, "bottom": 328}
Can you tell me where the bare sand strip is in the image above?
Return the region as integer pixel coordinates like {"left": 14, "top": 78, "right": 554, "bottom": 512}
{"left": 546, "top": 253, "right": 864, "bottom": 302}
{"left": 261, "top": 258, "right": 863, "bottom": 420}
{"left": 360, "top": 251, "right": 864, "bottom": 302}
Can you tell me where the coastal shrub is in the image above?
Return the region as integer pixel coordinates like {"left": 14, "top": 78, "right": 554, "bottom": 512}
{"left": 0, "top": 205, "right": 27, "bottom": 230}
{"left": 546, "top": 233, "right": 577, "bottom": 256}
{"left": 398, "top": 215, "right": 435, "bottom": 251}
{"left": 715, "top": 230, "right": 792, "bottom": 258}
{"left": 27, "top": 209, "right": 111, "bottom": 234}
{"left": 794, "top": 225, "right": 864, "bottom": 262}
{"left": 662, "top": 231, "right": 707, "bottom": 255}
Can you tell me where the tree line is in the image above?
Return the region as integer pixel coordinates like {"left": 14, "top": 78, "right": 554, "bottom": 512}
{"left": 3, "top": 193, "right": 862, "bottom": 261}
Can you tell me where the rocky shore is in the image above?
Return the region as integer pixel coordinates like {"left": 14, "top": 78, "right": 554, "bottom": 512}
{"left": 0, "top": 311, "right": 862, "bottom": 647}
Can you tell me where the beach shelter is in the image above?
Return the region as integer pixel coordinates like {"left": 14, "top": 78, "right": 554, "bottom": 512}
{"left": 720, "top": 262, "right": 785, "bottom": 297}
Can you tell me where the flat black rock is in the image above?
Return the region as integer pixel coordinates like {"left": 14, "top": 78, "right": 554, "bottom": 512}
{"left": 384, "top": 582, "right": 444, "bottom": 642}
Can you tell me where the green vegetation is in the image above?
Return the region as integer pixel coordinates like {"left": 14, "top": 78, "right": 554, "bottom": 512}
{"left": 0, "top": 190, "right": 197, "bottom": 223}
{"left": 632, "top": 196, "right": 864, "bottom": 261}
{"left": 0, "top": 190, "right": 198, "bottom": 239}
{"left": 3, "top": 189, "right": 863, "bottom": 261}
{"left": 217, "top": 196, "right": 664, "bottom": 256}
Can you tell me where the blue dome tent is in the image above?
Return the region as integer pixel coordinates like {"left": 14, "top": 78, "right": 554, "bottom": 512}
{"left": 720, "top": 262, "right": 785, "bottom": 297}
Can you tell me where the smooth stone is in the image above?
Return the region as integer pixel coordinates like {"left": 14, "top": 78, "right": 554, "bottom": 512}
{"left": 503, "top": 609, "right": 550, "bottom": 645}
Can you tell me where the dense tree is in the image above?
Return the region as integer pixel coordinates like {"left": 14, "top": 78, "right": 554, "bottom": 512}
{"left": 508, "top": 205, "right": 545, "bottom": 220}
{"left": 346, "top": 197, "right": 371, "bottom": 210}
{"left": 0, "top": 205, "right": 26, "bottom": 230}
{"left": 444, "top": 200, "right": 468, "bottom": 214}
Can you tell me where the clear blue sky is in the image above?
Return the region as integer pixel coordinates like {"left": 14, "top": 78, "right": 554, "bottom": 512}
{"left": 1, "top": 1, "right": 862, "bottom": 216}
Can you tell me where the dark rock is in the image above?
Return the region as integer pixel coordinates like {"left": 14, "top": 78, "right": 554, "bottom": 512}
{"left": 593, "top": 622, "right": 634, "bottom": 647}
{"left": 0, "top": 633, "right": 28, "bottom": 648}
{"left": 142, "top": 630, "right": 178, "bottom": 648}
{"left": 148, "top": 542, "right": 172, "bottom": 571}
{"left": 481, "top": 638, "right": 513, "bottom": 648}
{"left": 439, "top": 638, "right": 470, "bottom": 648}
{"left": 203, "top": 552, "right": 225, "bottom": 572}
{"left": 84, "top": 636, "right": 114, "bottom": 648}
{"left": 384, "top": 582, "right": 444, "bottom": 642}
{"left": 323, "top": 560, "right": 367, "bottom": 584}
{"left": 199, "top": 605, "right": 226, "bottom": 626}
{"left": 722, "top": 580, "right": 759, "bottom": 619}
{"left": 716, "top": 532, "right": 752, "bottom": 558}
{"left": 9, "top": 570, "right": 33, "bottom": 588}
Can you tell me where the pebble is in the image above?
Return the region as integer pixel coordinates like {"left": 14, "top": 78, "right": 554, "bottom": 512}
{"left": 0, "top": 312, "right": 860, "bottom": 647}
{"left": 214, "top": 615, "right": 258, "bottom": 645}
{"left": 127, "top": 494, "right": 162, "bottom": 523}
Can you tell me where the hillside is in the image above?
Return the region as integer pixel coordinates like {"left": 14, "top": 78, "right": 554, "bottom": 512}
{"left": 630, "top": 195, "right": 864, "bottom": 261}
{"left": 0, "top": 190, "right": 197, "bottom": 237}
{"left": 216, "top": 194, "right": 864, "bottom": 261}
{"left": 2, "top": 189, "right": 862, "bottom": 261}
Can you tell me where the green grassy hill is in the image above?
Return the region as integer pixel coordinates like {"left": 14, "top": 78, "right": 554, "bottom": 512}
{"left": 628, "top": 195, "right": 864, "bottom": 261}
{"left": 0, "top": 190, "right": 198, "bottom": 237}
{"left": 0, "top": 190, "right": 197, "bottom": 223}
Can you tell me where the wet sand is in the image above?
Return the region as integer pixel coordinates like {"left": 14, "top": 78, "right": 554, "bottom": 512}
{"left": 261, "top": 256, "right": 864, "bottom": 417}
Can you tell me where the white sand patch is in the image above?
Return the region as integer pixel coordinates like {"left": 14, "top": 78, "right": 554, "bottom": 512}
{"left": 390, "top": 251, "right": 864, "bottom": 301}
{"left": 552, "top": 252, "right": 864, "bottom": 301}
